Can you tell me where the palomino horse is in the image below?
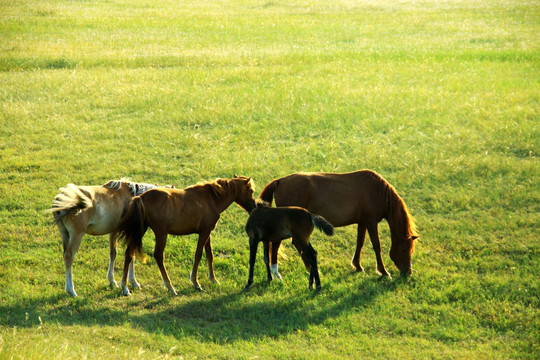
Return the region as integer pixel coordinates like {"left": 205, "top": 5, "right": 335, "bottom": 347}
{"left": 259, "top": 170, "right": 419, "bottom": 279}
{"left": 118, "top": 175, "right": 256, "bottom": 295}
{"left": 47, "top": 179, "right": 173, "bottom": 296}
{"left": 245, "top": 201, "right": 334, "bottom": 291}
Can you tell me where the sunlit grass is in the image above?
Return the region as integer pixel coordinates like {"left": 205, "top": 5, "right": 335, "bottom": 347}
{"left": 0, "top": 0, "right": 538, "bottom": 359}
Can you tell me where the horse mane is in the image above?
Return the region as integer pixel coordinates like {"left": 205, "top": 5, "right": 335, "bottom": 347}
{"left": 186, "top": 179, "right": 228, "bottom": 198}
{"left": 187, "top": 177, "right": 255, "bottom": 199}
{"left": 103, "top": 178, "right": 169, "bottom": 196}
{"left": 380, "top": 175, "right": 419, "bottom": 253}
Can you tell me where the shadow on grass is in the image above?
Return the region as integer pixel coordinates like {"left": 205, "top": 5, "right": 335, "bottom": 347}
{"left": 136, "top": 276, "right": 400, "bottom": 343}
{"left": 0, "top": 273, "right": 402, "bottom": 343}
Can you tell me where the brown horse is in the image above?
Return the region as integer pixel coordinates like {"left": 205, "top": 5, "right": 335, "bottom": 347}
{"left": 118, "top": 175, "right": 256, "bottom": 295}
{"left": 245, "top": 201, "right": 334, "bottom": 291}
{"left": 47, "top": 179, "right": 174, "bottom": 296}
{"left": 259, "top": 170, "right": 419, "bottom": 279}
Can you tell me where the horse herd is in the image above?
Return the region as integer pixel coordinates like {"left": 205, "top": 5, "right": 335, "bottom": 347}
{"left": 48, "top": 170, "right": 419, "bottom": 297}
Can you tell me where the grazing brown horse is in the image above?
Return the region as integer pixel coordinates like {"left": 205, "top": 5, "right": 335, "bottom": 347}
{"left": 259, "top": 170, "right": 419, "bottom": 279}
{"left": 245, "top": 201, "right": 334, "bottom": 291}
{"left": 47, "top": 179, "right": 174, "bottom": 296}
{"left": 118, "top": 175, "right": 256, "bottom": 295}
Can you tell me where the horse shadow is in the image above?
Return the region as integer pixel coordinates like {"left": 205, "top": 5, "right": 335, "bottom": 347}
{"left": 1, "top": 273, "right": 401, "bottom": 344}
{"left": 132, "top": 273, "right": 400, "bottom": 343}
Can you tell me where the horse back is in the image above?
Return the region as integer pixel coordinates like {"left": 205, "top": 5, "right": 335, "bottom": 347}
{"left": 140, "top": 187, "right": 216, "bottom": 235}
{"left": 273, "top": 170, "right": 387, "bottom": 226}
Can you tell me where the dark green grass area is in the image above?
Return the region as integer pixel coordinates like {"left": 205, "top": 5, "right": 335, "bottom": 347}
{"left": 0, "top": 0, "right": 538, "bottom": 358}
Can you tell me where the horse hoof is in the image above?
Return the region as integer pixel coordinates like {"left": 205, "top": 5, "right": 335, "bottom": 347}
{"left": 168, "top": 288, "right": 178, "bottom": 296}
{"left": 244, "top": 281, "right": 253, "bottom": 290}
{"left": 109, "top": 281, "right": 119, "bottom": 288}
{"left": 193, "top": 284, "right": 204, "bottom": 292}
{"left": 352, "top": 264, "right": 364, "bottom": 272}
{"left": 122, "top": 289, "right": 132, "bottom": 296}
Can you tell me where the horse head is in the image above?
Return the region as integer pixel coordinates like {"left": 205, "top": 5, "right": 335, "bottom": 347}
{"left": 390, "top": 234, "right": 419, "bottom": 277}
{"left": 231, "top": 174, "right": 256, "bottom": 213}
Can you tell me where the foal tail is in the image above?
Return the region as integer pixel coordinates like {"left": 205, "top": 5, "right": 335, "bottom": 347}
{"left": 259, "top": 179, "right": 279, "bottom": 204}
{"left": 118, "top": 197, "right": 147, "bottom": 262}
{"left": 310, "top": 214, "right": 335, "bottom": 236}
{"left": 46, "top": 184, "right": 93, "bottom": 222}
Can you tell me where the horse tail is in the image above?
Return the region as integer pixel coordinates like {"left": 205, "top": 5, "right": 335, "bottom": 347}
{"left": 46, "top": 184, "right": 93, "bottom": 222}
{"left": 259, "top": 179, "right": 280, "bottom": 204}
{"left": 118, "top": 196, "right": 148, "bottom": 262}
{"left": 310, "top": 214, "right": 335, "bottom": 236}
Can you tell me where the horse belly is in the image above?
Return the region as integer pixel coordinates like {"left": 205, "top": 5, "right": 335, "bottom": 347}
{"left": 86, "top": 217, "right": 119, "bottom": 235}
{"left": 165, "top": 211, "right": 208, "bottom": 236}
{"left": 86, "top": 207, "right": 123, "bottom": 235}
{"left": 278, "top": 192, "right": 357, "bottom": 227}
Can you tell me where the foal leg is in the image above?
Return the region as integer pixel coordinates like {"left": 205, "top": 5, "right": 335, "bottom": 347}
{"left": 204, "top": 236, "right": 219, "bottom": 284}
{"left": 351, "top": 224, "right": 367, "bottom": 272}
{"left": 107, "top": 233, "right": 118, "bottom": 288}
{"left": 292, "top": 241, "right": 311, "bottom": 273}
{"left": 306, "top": 243, "right": 321, "bottom": 291}
{"left": 190, "top": 231, "right": 211, "bottom": 291}
{"left": 153, "top": 232, "right": 177, "bottom": 295}
{"left": 244, "top": 237, "right": 259, "bottom": 290}
{"left": 269, "top": 241, "right": 282, "bottom": 281}
{"left": 367, "top": 223, "right": 391, "bottom": 278}
{"left": 263, "top": 241, "right": 272, "bottom": 282}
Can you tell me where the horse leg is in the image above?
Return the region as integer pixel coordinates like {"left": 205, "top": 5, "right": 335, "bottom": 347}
{"left": 62, "top": 229, "right": 83, "bottom": 297}
{"left": 190, "top": 231, "right": 211, "bottom": 291}
{"left": 306, "top": 243, "right": 321, "bottom": 291}
{"left": 263, "top": 241, "right": 272, "bottom": 283}
{"left": 245, "top": 236, "right": 259, "bottom": 290}
{"left": 57, "top": 222, "right": 71, "bottom": 294}
{"left": 153, "top": 232, "right": 177, "bottom": 295}
{"left": 351, "top": 224, "right": 367, "bottom": 272}
{"left": 127, "top": 260, "right": 140, "bottom": 289}
{"left": 367, "top": 223, "right": 391, "bottom": 278}
{"left": 292, "top": 241, "right": 311, "bottom": 273}
{"left": 269, "top": 241, "right": 282, "bottom": 281}
{"left": 120, "top": 249, "right": 134, "bottom": 296}
{"left": 204, "top": 236, "right": 219, "bottom": 284}
{"left": 107, "top": 233, "right": 118, "bottom": 288}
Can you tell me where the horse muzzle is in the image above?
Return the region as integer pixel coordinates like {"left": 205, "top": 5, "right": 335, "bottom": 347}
{"left": 400, "top": 268, "right": 413, "bottom": 277}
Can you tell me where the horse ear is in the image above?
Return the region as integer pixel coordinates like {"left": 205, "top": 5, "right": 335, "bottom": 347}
{"left": 233, "top": 174, "right": 238, "bottom": 178}
{"left": 412, "top": 235, "right": 419, "bottom": 240}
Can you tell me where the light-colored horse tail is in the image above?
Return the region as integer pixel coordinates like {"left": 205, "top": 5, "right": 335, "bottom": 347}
{"left": 259, "top": 178, "right": 279, "bottom": 204}
{"left": 46, "top": 184, "right": 93, "bottom": 221}
{"left": 310, "top": 213, "right": 335, "bottom": 236}
{"left": 118, "top": 196, "right": 148, "bottom": 262}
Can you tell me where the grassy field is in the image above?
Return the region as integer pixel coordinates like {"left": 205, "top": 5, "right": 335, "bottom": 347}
{"left": 0, "top": 0, "right": 538, "bottom": 358}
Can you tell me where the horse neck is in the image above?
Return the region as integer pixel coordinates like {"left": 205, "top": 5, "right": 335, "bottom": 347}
{"left": 207, "top": 182, "right": 237, "bottom": 214}
{"left": 385, "top": 192, "right": 413, "bottom": 246}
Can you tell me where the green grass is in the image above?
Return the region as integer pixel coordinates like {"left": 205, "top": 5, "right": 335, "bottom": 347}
{"left": 0, "top": 0, "right": 538, "bottom": 358}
